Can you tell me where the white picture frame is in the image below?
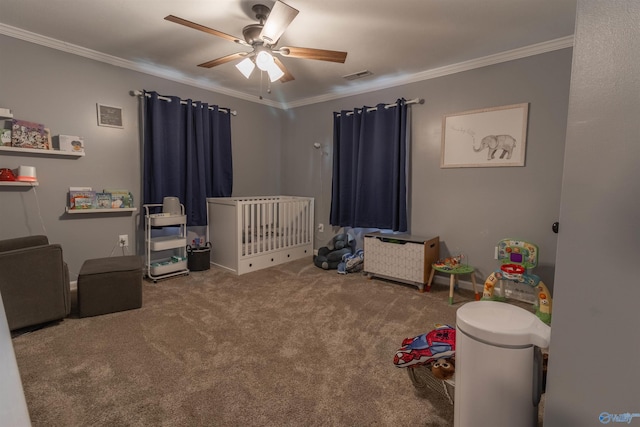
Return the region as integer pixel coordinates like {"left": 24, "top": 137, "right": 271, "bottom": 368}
{"left": 97, "top": 103, "right": 123, "bottom": 128}
{"left": 441, "top": 103, "right": 529, "bottom": 168}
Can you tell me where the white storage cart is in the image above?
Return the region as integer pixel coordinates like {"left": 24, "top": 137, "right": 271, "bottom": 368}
{"left": 144, "top": 202, "right": 189, "bottom": 282}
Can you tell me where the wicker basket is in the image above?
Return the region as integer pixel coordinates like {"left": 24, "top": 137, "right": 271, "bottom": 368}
{"left": 406, "top": 365, "right": 455, "bottom": 404}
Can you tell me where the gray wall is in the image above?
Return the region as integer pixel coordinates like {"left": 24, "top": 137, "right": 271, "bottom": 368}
{"left": 1, "top": 34, "right": 573, "bottom": 292}
{"left": 283, "top": 49, "right": 573, "bottom": 289}
{"left": 0, "top": 35, "right": 282, "bottom": 280}
{"left": 544, "top": 1, "right": 640, "bottom": 425}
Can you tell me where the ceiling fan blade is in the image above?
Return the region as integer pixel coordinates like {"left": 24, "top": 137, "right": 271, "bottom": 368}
{"left": 260, "top": 1, "right": 299, "bottom": 45}
{"left": 273, "top": 57, "right": 295, "bottom": 83}
{"left": 279, "top": 46, "right": 347, "bottom": 63}
{"left": 165, "top": 15, "right": 243, "bottom": 44}
{"left": 198, "top": 52, "right": 247, "bottom": 68}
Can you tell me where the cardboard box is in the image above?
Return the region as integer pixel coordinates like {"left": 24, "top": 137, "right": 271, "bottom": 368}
{"left": 53, "top": 135, "right": 84, "bottom": 153}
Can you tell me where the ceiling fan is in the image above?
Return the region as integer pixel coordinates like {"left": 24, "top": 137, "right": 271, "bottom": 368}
{"left": 165, "top": 0, "right": 348, "bottom": 84}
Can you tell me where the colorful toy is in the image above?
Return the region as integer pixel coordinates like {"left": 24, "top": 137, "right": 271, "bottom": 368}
{"left": 431, "top": 357, "right": 456, "bottom": 380}
{"left": 393, "top": 324, "right": 456, "bottom": 368}
{"left": 433, "top": 254, "right": 464, "bottom": 270}
{"left": 481, "top": 239, "right": 552, "bottom": 324}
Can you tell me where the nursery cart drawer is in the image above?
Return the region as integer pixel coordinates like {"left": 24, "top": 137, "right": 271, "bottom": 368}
{"left": 149, "top": 236, "right": 187, "bottom": 251}
{"left": 148, "top": 214, "right": 186, "bottom": 227}
{"left": 149, "top": 259, "right": 188, "bottom": 276}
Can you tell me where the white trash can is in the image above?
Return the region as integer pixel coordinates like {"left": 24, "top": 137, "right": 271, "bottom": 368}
{"left": 454, "top": 301, "right": 550, "bottom": 427}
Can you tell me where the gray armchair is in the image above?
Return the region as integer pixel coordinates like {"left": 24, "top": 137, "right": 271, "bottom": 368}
{"left": 0, "top": 235, "right": 71, "bottom": 331}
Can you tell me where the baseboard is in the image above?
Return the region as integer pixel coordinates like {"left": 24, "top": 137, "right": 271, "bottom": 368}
{"left": 431, "top": 274, "right": 477, "bottom": 293}
{"left": 432, "top": 274, "right": 538, "bottom": 305}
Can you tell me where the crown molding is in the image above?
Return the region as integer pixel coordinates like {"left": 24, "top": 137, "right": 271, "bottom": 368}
{"left": 1, "top": 23, "right": 572, "bottom": 111}
{"left": 0, "top": 23, "right": 281, "bottom": 109}
{"left": 283, "top": 36, "right": 574, "bottom": 109}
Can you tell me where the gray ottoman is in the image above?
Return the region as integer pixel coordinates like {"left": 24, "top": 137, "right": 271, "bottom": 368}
{"left": 77, "top": 255, "right": 143, "bottom": 318}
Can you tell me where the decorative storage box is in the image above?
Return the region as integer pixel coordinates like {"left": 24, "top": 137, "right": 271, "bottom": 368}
{"left": 364, "top": 232, "right": 439, "bottom": 291}
{"left": 53, "top": 135, "right": 84, "bottom": 153}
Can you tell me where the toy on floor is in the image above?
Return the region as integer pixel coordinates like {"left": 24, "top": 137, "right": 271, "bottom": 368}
{"left": 396, "top": 325, "right": 456, "bottom": 404}
{"left": 313, "top": 232, "right": 356, "bottom": 270}
{"left": 481, "top": 239, "right": 552, "bottom": 324}
{"left": 337, "top": 249, "right": 364, "bottom": 274}
{"left": 393, "top": 324, "right": 456, "bottom": 368}
{"left": 431, "top": 357, "right": 456, "bottom": 380}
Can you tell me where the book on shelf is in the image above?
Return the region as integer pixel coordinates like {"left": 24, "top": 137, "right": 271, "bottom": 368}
{"left": 103, "top": 189, "right": 133, "bottom": 208}
{"left": 95, "top": 192, "right": 112, "bottom": 209}
{"left": 0, "top": 128, "right": 10, "bottom": 146}
{"left": 11, "top": 119, "right": 50, "bottom": 150}
{"left": 1, "top": 116, "right": 11, "bottom": 146}
{"left": 69, "top": 189, "right": 96, "bottom": 209}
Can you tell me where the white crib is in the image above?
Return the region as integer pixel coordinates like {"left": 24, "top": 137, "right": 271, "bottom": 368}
{"left": 206, "top": 196, "right": 314, "bottom": 275}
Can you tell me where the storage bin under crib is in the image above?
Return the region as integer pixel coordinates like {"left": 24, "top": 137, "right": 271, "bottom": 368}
{"left": 207, "top": 196, "right": 314, "bottom": 275}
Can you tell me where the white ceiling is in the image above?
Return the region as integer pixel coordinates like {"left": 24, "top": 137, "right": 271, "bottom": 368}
{"left": 0, "top": 0, "right": 577, "bottom": 109}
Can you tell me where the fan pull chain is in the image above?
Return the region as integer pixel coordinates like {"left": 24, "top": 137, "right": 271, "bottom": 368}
{"left": 259, "top": 71, "right": 264, "bottom": 100}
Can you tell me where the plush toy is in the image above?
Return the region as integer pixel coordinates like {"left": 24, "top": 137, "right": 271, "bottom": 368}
{"left": 337, "top": 249, "right": 364, "bottom": 274}
{"left": 393, "top": 324, "right": 456, "bottom": 368}
{"left": 430, "top": 357, "right": 455, "bottom": 380}
{"left": 433, "top": 254, "right": 464, "bottom": 270}
{"left": 313, "top": 233, "right": 356, "bottom": 270}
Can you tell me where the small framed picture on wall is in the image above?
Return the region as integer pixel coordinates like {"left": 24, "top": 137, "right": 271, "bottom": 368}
{"left": 97, "top": 103, "right": 123, "bottom": 128}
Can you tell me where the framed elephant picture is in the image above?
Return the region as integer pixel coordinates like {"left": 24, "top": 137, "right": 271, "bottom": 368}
{"left": 440, "top": 103, "right": 528, "bottom": 168}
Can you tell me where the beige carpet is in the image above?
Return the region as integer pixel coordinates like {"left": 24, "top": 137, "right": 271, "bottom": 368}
{"left": 12, "top": 258, "right": 482, "bottom": 426}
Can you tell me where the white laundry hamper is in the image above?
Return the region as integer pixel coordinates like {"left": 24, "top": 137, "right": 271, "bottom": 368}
{"left": 454, "top": 301, "right": 550, "bottom": 427}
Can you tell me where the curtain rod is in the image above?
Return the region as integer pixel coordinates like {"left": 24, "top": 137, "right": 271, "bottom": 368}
{"left": 131, "top": 90, "right": 237, "bottom": 116}
{"left": 340, "top": 98, "right": 424, "bottom": 116}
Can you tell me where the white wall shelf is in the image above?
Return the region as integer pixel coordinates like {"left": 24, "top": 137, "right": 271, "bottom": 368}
{"left": 0, "top": 146, "right": 84, "bottom": 158}
{"left": 65, "top": 207, "right": 136, "bottom": 214}
{"left": 0, "top": 181, "right": 38, "bottom": 187}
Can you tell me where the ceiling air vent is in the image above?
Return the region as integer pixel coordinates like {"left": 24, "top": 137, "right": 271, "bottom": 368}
{"left": 343, "top": 70, "right": 373, "bottom": 81}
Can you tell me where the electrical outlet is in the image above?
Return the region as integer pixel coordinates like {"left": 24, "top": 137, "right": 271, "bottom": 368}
{"left": 494, "top": 246, "right": 499, "bottom": 259}
{"left": 317, "top": 223, "right": 324, "bottom": 233}
{"left": 119, "top": 234, "right": 129, "bottom": 247}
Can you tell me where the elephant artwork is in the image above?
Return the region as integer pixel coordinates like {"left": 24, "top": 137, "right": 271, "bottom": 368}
{"left": 473, "top": 135, "right": 516, "bottom": 160}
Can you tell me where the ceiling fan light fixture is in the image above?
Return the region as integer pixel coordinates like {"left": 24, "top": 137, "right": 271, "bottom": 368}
{"left": 256, "top": 50, "right": 274, "bottom": 71}
{"left": 266, "top": 61, "right": 285, "bottom": 82}
{"left": 235, "top": 57, "right": 256, "bottom": 78}
{"left": 166, "top": 1, "right": 348, "bottom": 89}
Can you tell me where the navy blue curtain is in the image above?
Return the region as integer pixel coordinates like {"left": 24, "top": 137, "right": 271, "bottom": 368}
{"left": 143, "top": 91, "right": 232, "bottom": 226}
{"left": 330, "top": 99, "right": 408, "bottom": 232}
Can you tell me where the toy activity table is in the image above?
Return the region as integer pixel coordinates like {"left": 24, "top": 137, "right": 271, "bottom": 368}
{"left": 426, "top": 264, "right": 480, "bottom": 305}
